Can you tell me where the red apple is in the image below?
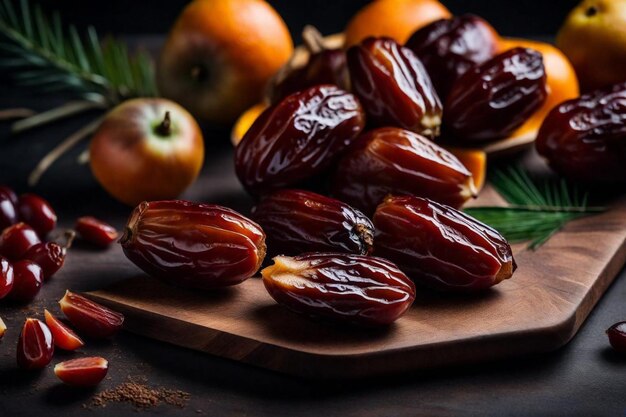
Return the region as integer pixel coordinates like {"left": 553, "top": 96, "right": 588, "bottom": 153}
{"left": 89, "top": 98, "right": 204, "bottom": 206}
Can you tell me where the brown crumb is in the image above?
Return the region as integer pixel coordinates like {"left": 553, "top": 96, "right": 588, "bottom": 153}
{"left": 88, "top": 377, "right": 190, "bottom": 410}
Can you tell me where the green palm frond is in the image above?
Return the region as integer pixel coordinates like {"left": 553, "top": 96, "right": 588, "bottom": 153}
{"left": 0, "top": 0, "right": 156, "bottom": 105}
{"left": 465, "top": 166, "right": 605, "bottom": 249}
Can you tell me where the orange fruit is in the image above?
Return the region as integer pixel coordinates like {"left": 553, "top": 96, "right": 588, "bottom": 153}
{"left": 157, "top": 0, "right": 293, "bottom": 125}
{"left": 556, "top": 0, "right": 626, "bottom": 91}
{"left": 344, "top": 0, "right": 452, "bottom": 47}
{"left": 500, "top": 38, "right": 580, "bottom": 136}
{"left": 231, "top": 103, "right": 268, "bottom": 146}
{"left": 444, "top": 147, "right": 487, "bottom": 192}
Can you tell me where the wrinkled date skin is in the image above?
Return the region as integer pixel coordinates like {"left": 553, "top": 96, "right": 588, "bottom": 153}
{"left": 406, "top": 14, "right": 500, "bottom": 100}
{"left": 347, "top": 37, "right": 442, "bottom": 138}
{"left": 270, "top": 49, "right": 349, "bottom": 104}
{"left": 373, "top": 195, "right": 516, "bottom": 292}
{"left": 120, "top": 200, "right": 266, "bottom": 289}
{"left": 332, "top": 127, "right": 476, "bottom": 215}
{"left": 262, "top": 253, "right": 415, "bottom": 326}
{"left": 536, "top": 82, "right": 626, "bottom": 184}
{"left": 252, "top": 189, "right": 374, "bottom": 258}
{"left": 444, "top": 47, "right": 547, "bottom": 143}
{"left": 235, "top": 85, "right": 365, "bottom": 196}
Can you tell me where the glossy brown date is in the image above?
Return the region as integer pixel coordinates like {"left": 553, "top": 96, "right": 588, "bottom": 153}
{"left": 235, "top": 85, "right": 365, "bottom": 196}
{"left": 17, "top": 318, "right": 54, "bottom": 370}
{"left": 406, "top": 14, "right": 500, "bottom": 100}
{"left": 120, "top": 200, "right": 266, "bottom": 289}
{"left": 332, "top": 127, "right": 476, "bottom": 215}
{"left": 607, "top": 321, "right": 626, "bottom": 354}
{"left": 261, "top": 253, "right": 415, "bottom": 326}
{"left": 444, "top": 47, "right": 547, "bottom": 143}
{"left": 536, "top": 82, "right": 626, "bottom": 184}
{"left": 270, "top": 49, "right": 349, "bottom": 104}
{"left": 347, "top": 37, "right": 442, "bottom": 138}
{"left": 373, "top": 195, "right": 516, "bottom": 291}
{"left": 252, "top": 189, "right": 374, "bottom": 258}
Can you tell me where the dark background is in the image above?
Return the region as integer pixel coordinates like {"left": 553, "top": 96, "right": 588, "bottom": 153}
{"left": 34, "top": 0, "right": 579, "bottom": 40}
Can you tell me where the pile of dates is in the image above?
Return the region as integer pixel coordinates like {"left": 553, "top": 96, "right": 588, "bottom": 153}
{"left": 0, "top": 185, "right": 118, "bottom": 305}
{"left": 121, "top": 15, "right": 540, "bottom": 327}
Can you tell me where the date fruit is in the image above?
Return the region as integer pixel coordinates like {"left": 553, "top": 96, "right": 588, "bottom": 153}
{"left": 55, "top": 357, "right": 109, "bottom": 387}
{"left": 332, "top": 127, "right": 476, "bottom": 215}
{"left": 0, "top": 317, "right": 5, "bottom": 339}
{"left": 262, "top": 253, "right": 415, "bottom": 326}
{"left": 0, "top": 256, "right": 14, "bottom": 299}
{"left": 252, "top": 189, "right": 374, "bottom": 258}
{"left": 60, "top": 290, "right": 124, "bottom": 339}
{"left": 120, "top": 200, "right": 266, "bottom": 288}
{"left": 44, "top": 309, "right": 84, "bottom": 351}
{"left": 406, "top": 14, "right": 500, "bottom": 100}
{"left": 271, "top": 49, "right": 349, "bottom": 104}
{"left": 444, "top": 47, "right": 547, "bottom": 142}
{"left": 23, "top": 242, "right": 66, "bottom": 280}
{"left": 17, "top": 193, "right": 57, "bottom": 237}
{"left": 75, "top": 216, "right": 118, "bottom": 247}
{"left": 536, "top": 82, "right": 626, "bottom": 184}
{"left": 17, "top": 318, "right": 54, "bottom": 370}
{"left": 347, "top": 37, "right": 442, "bottom": 138}
{"left": 373, "top": 195, "right": 516, "bottom": 291}
{"left": 607, "top": 321, "right": 626, "bottom": 354}
{"left": 0, "top": 186, "right": 18, "bottom": 230}
{"left": 8, "top": 260, "right": 43, "bottom": 303}
{"left": 235, "top": 85, "right": 365, "bottom": 196}
{"left": 0, "top": 222, "right": 41, "bottom": 260}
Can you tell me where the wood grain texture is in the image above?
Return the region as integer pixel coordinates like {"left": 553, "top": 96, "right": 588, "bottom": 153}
{"left": 88, "top": 190, "right": 626, "bottom": 378}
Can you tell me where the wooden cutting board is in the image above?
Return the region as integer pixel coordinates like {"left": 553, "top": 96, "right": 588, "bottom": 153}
{"left": 88, "top": 186, "right": 626, "bottom": 378}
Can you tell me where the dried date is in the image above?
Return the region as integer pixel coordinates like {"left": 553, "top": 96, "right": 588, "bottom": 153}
{"left": 252, "top": 189, "right": 374, "bottom": 258}
{"left": 235, "top": 85, "right": 365, "bottom": 196}
{"left": 373, "top": 195, "right": 516, "bottom": 291}
{"left": 347, "top": 37, "right": 442, "bottom": 138}
{"left": 406, "top": 14, "right": 500, "bottom": 99}
{"left": 332, "top": 127, "right": 476, "bottom": 215}
{"left": 536, "top": 82, "right": 626, "bottom": 183}
{"left": 120, "top": 200, "right": 266, "bottom": 288}
{"left": 444, "top": 47, "right": 547, "bottom": 142}
{"left": 261, "top": 253, "right": 415, "bottom": 326}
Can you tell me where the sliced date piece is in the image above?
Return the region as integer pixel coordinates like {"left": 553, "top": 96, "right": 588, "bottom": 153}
{"left": 60, "top": 290, "right": 124, "bottom": 339}
{"left": 0, "top": 317, "right": 5, "bottom": 339}
{"left": 262, "top": 253, "right": 415, "bottom": 326}
{"left": 235, "top": 85, "right": 365, "bottom": 196}
{"left": 373, "top": 195, "right": 516, "bottom": 291}
{"left": 44, "top": 309, "right": 85, "bottom": 351}
{"left": 55, "top": 357, "right": 109, "bottom": 386}
{"left": 444, "top": 47, "right": 547, "bottom": 143}
{"left": 406, "top": 14, "right": 500, "bottom": 99}
{"left": 252, "top": 189, "right": 374, "bottom": 258}
{"left": 332, "top": 127, "right": 476, "bottom": 215}
{"left": 347, "top": 37, "right": 442, "bottom": 137}
{"left": 120, "top": 200, "right": 266, "bottom": 289}
{"left": 75, "top": 216, "right": 119, "bottom": 247}
{"left": 536, "top": 82, "right": 626, "bottom": 184}
{"left": 17, "top": 318, "right": 54, "bottom": 370}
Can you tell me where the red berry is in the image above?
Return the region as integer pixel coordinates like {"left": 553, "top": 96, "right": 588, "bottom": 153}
{"left": 0, "top": 256, "right": 14, "bottom": 299}
{"left": 75, "top": 216, "right": 118, "bottom": 248}
{"left": 607, "top": 321, "right": 626, "bottom": 354}
{"left": 44, "top": 309, "right": 84, "bottom": 351}
{"left": 23, "top": 242, "right": 67, "bottom": 280}
{"left": 17, "top": 318, "right": 54, "bottom": 370}
{"left": 60, "top": 290, "right": 124, "bottom": 338}
{"left": 54, "top": 357, "right": 108, "bottom": 387}
{"left": 0, "top": 222, "right": 41, "bottom": 260}
{"left": 0, "top": 186, "right": 18, "bottom": 230}
{"left": 9, "top": 260, "right": 43, "bottom": 303}
{"left": 16, "top": 194, "right": 57, "bottom": 237}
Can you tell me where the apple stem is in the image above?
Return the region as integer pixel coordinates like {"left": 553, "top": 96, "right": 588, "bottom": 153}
{"left": 156, "top": 111, "right": 171, "bottom": 136}
{"left": 302, "top": 25, "right": 325, "bottom": 54}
